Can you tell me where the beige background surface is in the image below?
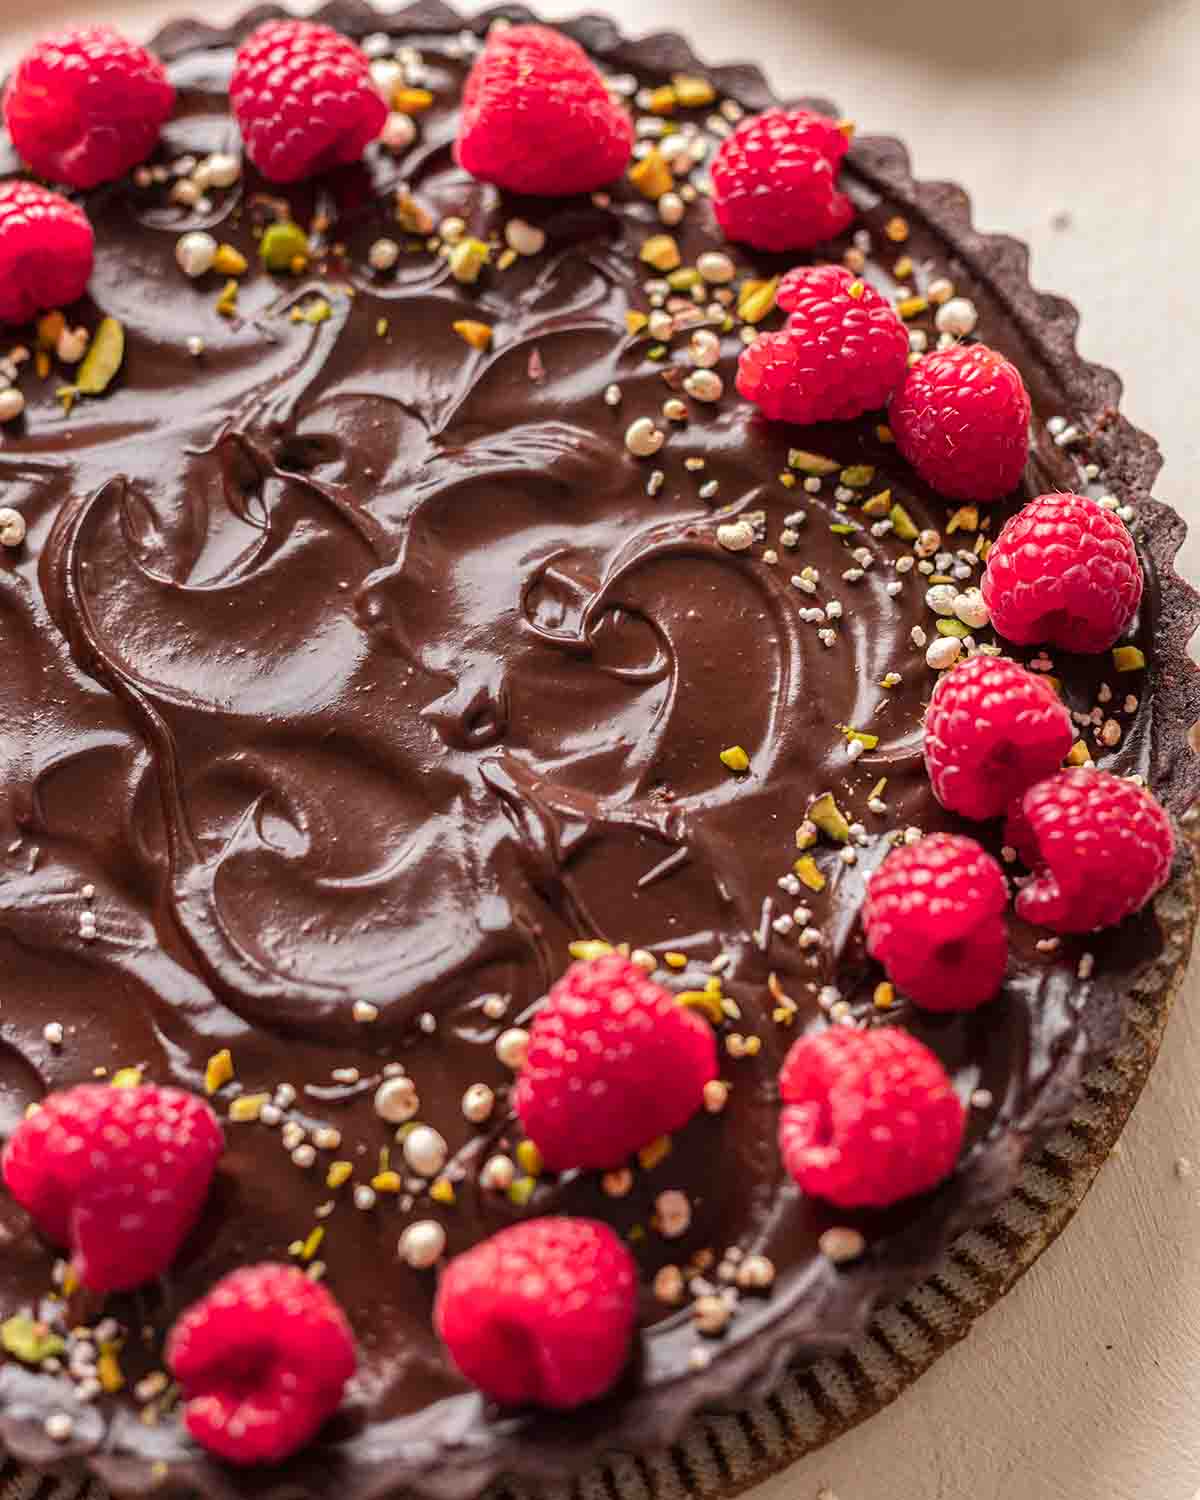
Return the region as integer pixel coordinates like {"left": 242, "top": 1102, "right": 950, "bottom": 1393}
{"left": 3, "top": 0, "right": 1200, "bottom": 1494}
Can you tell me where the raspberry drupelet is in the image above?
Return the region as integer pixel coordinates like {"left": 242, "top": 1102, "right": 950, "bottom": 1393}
{"left": 862, "top": 833, "right": 1010, "bottom": 1011}
{"left": 923, "top": 655, "right": 1075, "bottom": 822}
{"left": 515, "top": 953, "right": 718, "bottom": 1171}
{"left": 981, "top": 492, "right": 1143, "bottom": 653}
{"left": 434, "top": 1218, "right": 638, "bottom": 1409}
{"left": 777, "top": 1027, "right": 966, "bottom": 1209}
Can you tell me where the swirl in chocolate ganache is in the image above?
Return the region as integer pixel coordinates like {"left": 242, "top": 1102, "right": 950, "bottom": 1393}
{"left": 0, "top": 9, "right": 1196, "bottom": 1497}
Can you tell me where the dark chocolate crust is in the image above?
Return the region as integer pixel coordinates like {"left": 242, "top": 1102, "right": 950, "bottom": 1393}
{"left": 0, "top": 5, "right": 1197, "bottom": 1500}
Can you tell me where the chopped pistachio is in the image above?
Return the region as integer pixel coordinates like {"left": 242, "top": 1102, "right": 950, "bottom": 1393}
{"left": 829, "top": 522, "right": 858, "bottom": 536}
{"left": 259, "top": 221, "right": 309, "bottom": 272}
{"left": 946, "top": 504, "right": 979, "bottom": 533}
{"left": 393, "top": 87, "right": 433, "bottom": 113}
{"left": 841, "top": 727, "right": 880, "bottom": 750}
{"left": 371, "top": 1170, "right": 402, "bottom": 1193}
{"left": 228, "top": 1092, "right": 270, "bottom": 1123}
{"left": 204, "top": 1048, "right": 234, "bottom": 1095}
{"left": 630, "top": 148, "right": 673, "bottom": 200}
{"left": 508, "top": 1176, "right": 537, "bottom": 1207}
{"left": 213, "top": 244, "right": 248, "bottom": 276}
{"left": 793, "top": 855, "right": 826, "bottom": 892}
{"left": 430, "top": 1176, "right": 456, "bottom": 1205}
{"left": 515, "top": 1140, "right": 543, "bottom": 1177}
{"left": 936, "top": 618, "right": 972, "bottom": 638}
{"left": 667, "top": 267, "right": 702, "bottom": 290}
{"left": 1112, "top": 645, "right": 1146, "bottom": 672}
{"left": 75, "top": 317, "right": 125, "bottom": 396}
{"left": 215, "top": 279, "right": 240, "bottom": 318}
{"left": 640, "top": 235, "right": 681, "bottom": 272}
{"left": 840, "top": 465, "right": 875, "bottom": 488}
{"left": 889, "top": 502, "right": 919, "bottom": 540}
{"left": 737, "top": 276, "right": 779, "bottom": 324}
{"left": 569, "top": 939, "right": 615, "bottom": 960}
{"left": 719, "top": 745, "right": 750, "bottom": 773}
{"left": 896, "top": 295, "right": 928, "bottom": 320}
{"left": 787, "top": 449, "right": 839, "bottom": 476}
{"left": 301, "top": 1226, "right": 325, "bottom": 1261}
{"left": 677, "top": 990, "right": 725, "bottom": 1025}
{"left": 97, "top": 1347, "right": 124, "bottom": 1393}
{"left": 110, "top": 1067, "right": 143, "bottom": 1088}
{"left": 625, "top": 310, "right": 649, "bottom": 336}
{"left": 298, "top": 297, "right": 332, "bottom": 324}
{"left": 326, "top": 1160, "right": 354, "bottom": 1189}
{"left": 1, "top": 1315, "right": 65, "bottom": 1365}
{"left": 862, "top": 489, "right": 892, "bottom": 517}
{"left": 672, "top": 74, "right": 716, "bottom": 107}
{"left": 808, "top": 791, "right": 850, "bottom": 842}
{"left": 452, "top": 319, "right": 493, "bottom": 351}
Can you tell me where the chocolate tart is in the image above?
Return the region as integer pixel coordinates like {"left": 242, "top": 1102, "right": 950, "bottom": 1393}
{"left": 0, "top": 4, "right": 1197, "bottom": 1498}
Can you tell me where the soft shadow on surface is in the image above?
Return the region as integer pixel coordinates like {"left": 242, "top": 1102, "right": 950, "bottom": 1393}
{"left": 780, "top": 0, "right": 1187, "bottom": 73}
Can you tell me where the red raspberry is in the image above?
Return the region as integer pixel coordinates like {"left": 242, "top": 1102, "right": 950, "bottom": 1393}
{"left": 167, "top": 1263, "right": 356, "bottom": 1464}
{"left": 981, "top": 492, "right": 1143, "bottom": 653}
{"left": 710, "top": 108, "right": 854, "bottom": 252}
{"left": 862, "top": 833, "right": 1009, "bottom": 1011}
{"left": 230, "top": 21, "right": 387, "bottom": 185}
{"left": 889, "top": 343, "right": 1032, "bottom": 501}
{"left": 777, "top": 1027, "right": 965, "bottom": 1208}
{"left": 434, "top": 1218, "right": 637, "bottom": 1409}
{"left": 736, "top": 264, "right": 908, "bottom": 424}
{"left": 924, "top": 656, "right": 1074, "bottom": 822}
{"left": 456, "top": 25, "right": 634, "bottom": 196}
{"left": 4, "top": 27, "right": 174, "bottom": 190}
{"left": 0, "top": 183, "right": 94, "bottom": 326}
{"left": 515, "top": 954, "right": 717, "bottom": 1172}
{"left": 1005, "top": 768, "right": 1174, "bottom": 933}
{"left": 2, "top": 1083, "right": 222, "bottom": 1293}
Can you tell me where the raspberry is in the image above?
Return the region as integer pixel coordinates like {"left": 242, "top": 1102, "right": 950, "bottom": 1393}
{"left": 230, "top": 21, "right": 387, "bottom": 185}
{"left": 515, "top": 954, "right": 717, "bottom": 1172}
{"left": 736, "top": 264, "right": 908, "bottom": 424}
{"left": 862, "top": 833, "right": 1009, "bottom": 1011}
{"left": 0, "top": 183, "right": 94, "bottom": 326}
{"left": 981, "top": 492, "right": 1143, "bottom": 653}
{"left": 777, "top": 1027, "right": 965, "bottom": 1208}
{"left": 1005, "top": 768, "right": 1174, "bottom": 933}
{"left": 1, "top": 1083, "right": 222, "bottom": 1293}
{"left": 4, "top": 27, "right": 174, "bottom": 190}
{"left": 434, "top": 1218, "right": 638, "bottom": 1409}
{"left": 455, "top": 25, "right": 634, "bottom": 196}
{"left": 924, "top": 656, "right": 1074, "bottom": 822}
{"left": 710, "top": 108, "right": 853, "bottom": 252}
{"left": 167, "top": 1263, "right": 356, "bottom": 1464}
{"left": 889, "top": 343, "right": 1032, "bottom": 501}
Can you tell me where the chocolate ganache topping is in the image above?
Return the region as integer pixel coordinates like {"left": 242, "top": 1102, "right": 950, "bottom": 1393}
{"left": 0, "top": 3, "right": 1198, "bottom": 1496}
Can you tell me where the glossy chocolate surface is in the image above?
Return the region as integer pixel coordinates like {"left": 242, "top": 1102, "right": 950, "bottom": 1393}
{"left": 0, "top": 5, "right": 1197, "bottom": 1496}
